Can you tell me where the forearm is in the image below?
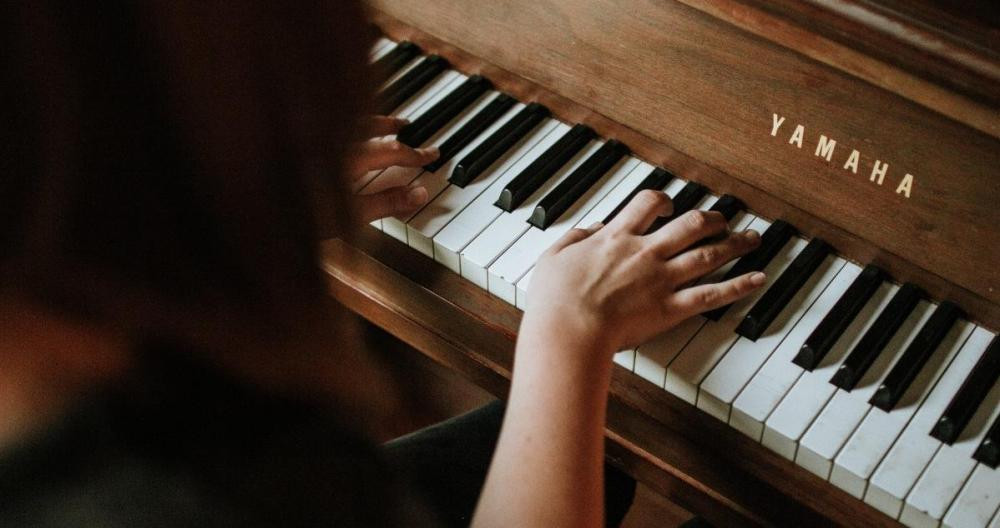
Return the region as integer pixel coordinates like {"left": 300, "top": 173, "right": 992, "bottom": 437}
{"left": 472, "top": 326, "right": 614, "bottom": 528}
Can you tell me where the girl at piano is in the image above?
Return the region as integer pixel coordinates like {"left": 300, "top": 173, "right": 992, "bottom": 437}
{"left": 0, "top": 1, "right": 763, "bottom": 527}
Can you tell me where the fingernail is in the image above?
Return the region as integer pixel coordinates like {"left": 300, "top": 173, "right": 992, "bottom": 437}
{"left": 744, "top": 229, "right": 760, "bottom": 241}
{"left": 396, "top": 118, "right": 410, "bottom": 125}
{"left": 407, "top": 186, "right": 428, "bottom": 206}
{"left": 588, "top": 222, "right": 604, "bottom": 230}
{"left": 420, "top": 146, "right": 440, "bottom": 157}
{"left": 750, "top": 272, "right": 766, "bottom": 286}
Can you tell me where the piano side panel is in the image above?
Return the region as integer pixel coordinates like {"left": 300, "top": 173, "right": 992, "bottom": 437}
{"left": 367, "top": 0, "right": 1000, "bottom": 326}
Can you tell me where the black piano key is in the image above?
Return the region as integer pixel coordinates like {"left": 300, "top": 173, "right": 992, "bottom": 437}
{"left": 372, "top": 40, "right": 420, "bottom": 84}
{"left": 528, "top": 140, "right": 630, "bottom": 229}
{"left": 601, "top": 167, "right": 674, "bottom": 225}
{"left": 794, "top": 265, "right": 885, "bottom": 370}
{"left": 644, "top": 181, "right": 709, "bottom": 235}
{"left": 708, "top": 194, "right": 744, "bottom": 222}
{"left": 494, "top": 124, "right": 595, "bottom": 212}
{"left": 397, "top": 75, "right": 492, "bottom": 148}
{"left": 735, "top": 238, "right": 831, "bottom": 341}
{"left": 931, "top": 334, "right": 1000, "bottom": 444}
{"left": 423, "top": 94, "right": 516, "bottom": 173}
{"left": 973, "top": 414, "right": 1000, "bottom": 468}
{"left": 375, "top": 54, "right": 448, "bottom": 115}
{"left": 702, "top": 220, "right": 796, "bottom": 321}
{"left": 869, "top": 301, "right": 963, "bottom": 411}
{"left": 450, "top": 102, "right": 550, "bottom": 188}
{"left": 829, "top": 283, "right": 923, "bottom": 392}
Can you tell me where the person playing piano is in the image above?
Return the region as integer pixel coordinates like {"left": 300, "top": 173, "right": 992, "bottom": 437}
{"left": 0, "top": 1, "right": 764, "bottom": 527}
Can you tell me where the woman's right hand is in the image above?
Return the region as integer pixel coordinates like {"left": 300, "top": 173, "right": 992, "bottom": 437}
{"left": 522, "top": 189, "right": 766, "bottom": 358}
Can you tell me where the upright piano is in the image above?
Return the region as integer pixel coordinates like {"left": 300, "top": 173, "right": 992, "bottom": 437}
{"left": 323, "top": 1, "right": 1000, "bottom": 526}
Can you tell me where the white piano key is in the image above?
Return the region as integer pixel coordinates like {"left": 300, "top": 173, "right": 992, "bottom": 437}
{"left": 762, "top": 281, "right": 897, "bottom": 460}
{"left": 460, "top": 139, "right": 600, "bottom": 294}
{"left": 796, "top": 299, "right": 933, "bottom": 482}
{"left": 990, "top": 502, "right": 1000, "bottom": 528}
{"left": 614, "top": 348, "right": 637, "bottom": 371}
{"left": 631, "top": 210, "right": 758, "bottom": 389}
{"left": 369, "top": 37, "right": 396, "bottom": 61}
{"left": 902, "top": 377, "right": 1000, "bottom": 526}
{"left": 488, "top": 157, "right": 642, "bottom": 303}
{"left": 866, "top": 327, "right": 995, "bottom": 518}
{"left": 697, "top": 254, "right": 847, "bottom": 422}
{"left": 829, "top": 308, "right": 972, "bottom": 498}
{"left": 730, "top": 262, "right": 862, "bottom": 440}
{"left": 405, "top": 102, "right": 529, "bottom": 257}
{"left": 943, "top": 464, "right": 1000, "bottom": 528}
{"left": 432, "top": 121, "right": 568, "bottom": 274}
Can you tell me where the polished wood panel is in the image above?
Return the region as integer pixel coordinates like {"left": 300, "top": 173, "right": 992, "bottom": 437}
{"left": 367, "top": 4, "right": 1000, "bottom": 330}
{"left": 323, "top": 229, "right": 901, "bottom": 527}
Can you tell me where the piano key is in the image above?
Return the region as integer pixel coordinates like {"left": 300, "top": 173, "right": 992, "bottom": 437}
{"left": 614, "top": 348, "right": 637, "bottom": 371}
{"left": 372, "top": 40, "right": 420, "bottom": 83}
{"left": 974, "top": 414, "right": 999, "bottom": 468}
{"left": 932, "top": 334, "right": 1000, "bottom": 444}
{"left": 870, "top": 301, "right": 963, "bottom": 412}
{"left": 762, "top": 281, "right": 896, "bottom": 460}
{"left": 697, "top": 252, "right": 845, "bottom": 422}
{"left": 369, "top": 37, "right": 395, "bottom": 60}
{"left": 865, "top": 327, "right": 994, "bottom": 519}
{"left": 397, "top": 75, "right": 492, "bottom": 148}
{"left": 702, "top": 219, "right": 796, "bottom": 321}
{"left": 601, "top": 167, "right": 674, "bottom": 225}
{"left": 459, "top": 137, "right": 600, "bottom": 289}
{"left": 431, "top": 121, "right": 567, "bottom": 273}
{"left": 829, "top": 316, "right": 973, "bottom": 498}
{"left": 943, "top": 463, "right": 1000, "bottom": 528}
{"left": 664, "top": 223, "right": 800, "bottom": 404}
{"left": 902, "top": 377, "right": 1000, "bottom": 527}
{"left": 376, "top": 54, "right": 449, "bottom": 115}
{"left": 644, "top": 181, "right": 708, "bottom": 234}
{"left": 450, "top": 102, "right": 550, "bottom": 188}
{"left": 404, "top": 100, "right": 528, "bottom": 256}
{"left": 488, "top": 156, "right": 640, "bottom": 303}
{"left": 795, "top": 300, "right": 933, "bottom": 480}
{"left": 707, "top": 194, "right": 744, "bottom": 222}
{"left": 495, "top": 124, "right": 596, "bottom": 212}
{"left": 794, "top": 264, "right": 886, "bottom": 371}
{"left": 730, "top": 262, "right": 862, "bottom": 440}
{"left": 627, "top": 184, "right": 754, "bottom": 388}
{"left": 527, "top": 140, "right": 630, "bottom": 230}
{"left": 830, "top": 283, "right": 924, "bottom": 392}
{"left": 735, "top": 238, "right": 831, "bottom": 342}
{"left": 422, "top": 94, "right": 516, "bottom": 173}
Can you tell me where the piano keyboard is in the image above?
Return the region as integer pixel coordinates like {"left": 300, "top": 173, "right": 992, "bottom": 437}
{"left": 364, "top": 38, "right": 1000, "bottom": 528}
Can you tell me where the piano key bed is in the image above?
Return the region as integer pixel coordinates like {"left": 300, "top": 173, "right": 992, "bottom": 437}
{"left": 358, "top": 37, "right": 1000, "bottom": 528}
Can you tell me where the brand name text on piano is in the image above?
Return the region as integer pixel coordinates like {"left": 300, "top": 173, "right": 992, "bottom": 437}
{"left": 771, "top": 114, "right": 914, "bottom": 199}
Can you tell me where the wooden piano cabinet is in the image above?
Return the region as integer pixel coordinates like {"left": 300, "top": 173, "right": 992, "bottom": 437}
{"left": 323, "top": 229, "right": 900, "bottom": 526}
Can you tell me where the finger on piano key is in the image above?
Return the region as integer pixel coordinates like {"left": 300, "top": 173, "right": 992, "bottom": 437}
{"left": 377, "top": 54, "right": 449, "bottom": 115}
{"left": 487, "top": 153, "right": 639, "bottom": 303}
{"left": 404, "top": 98, "right": 525, "bottom": 256}
{"left": 664, "top": 219, "right": 800, "bottom": 404}
{"left": 527, "top": 140, "right": 630, "bottom": 230}
{"left": 643, "top": 181, "right": 708, "bottom": 235}
{"left": 431, "top": 120, "right": 567, "bottom": 273}
{"left": 696, "top": 252, "right": 846, "bottom": 422}
{"left": 460, "top": 135, "right": 598, "bottom": 290}
{"left": 902, "top": 375, "right": 1000, "bottom": 527}
{"left": 975, "top": 414, "right": 1000, "bottom": 468}
{"left": 932, "top": 334, "right": 1000, "bottom": 444}
{"left": 730, "top": 262, "right": 862, "bottom": 440}
{"left": 631, "top": 207, "right": 757, "bottom": 388}
{"left": 371, "top": 40, "right": 420, "bottom": 82}
{"left": 601, "top": 167, "right": 674, "bottom": 225}
{"left": 702, "top": 220, "right": 796, "bottom": 321}
{"left": 794, "top": 264, "right": 886, "bottom": 371}
{"left": 943, "top": 463, "right": 1000, "bottom": 528}
{"left": 829, "top": 283, "right": 924, "bottom": 391}
{"left": 870, "top": 301, "right": 963, "bottom": 411}
{"left": 495, "top": 124, "right": 595, "bottom": 212}
{"left": 795, "top": 300, "right": 934, "bottom": 480}
{"left": 864, "top": 327, "right": 993, "bottom": 519}
{"left": 355, "top": 70, "right": 465, "bottom": 196}
{"left": 368, "top": 37, "right": 397, "bottom": 62}
{"left": 397, "top": 75, "right": 492, "bottom": 148}
{"left": 450, "top": 102, "right": 550, "bottom": 188}
{"left": 829, "top": 316, "right": 973, "bottom": 498}
{"left": 762, "top": 281, "right": 896, "bottom": 460}
{"left": 512, "top": 160, "right": 655, "bottom": 310}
